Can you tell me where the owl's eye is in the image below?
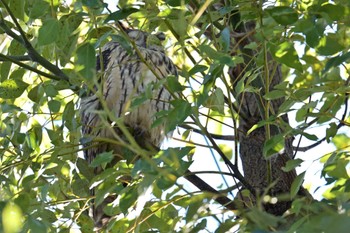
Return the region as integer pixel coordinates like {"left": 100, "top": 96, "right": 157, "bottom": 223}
{"left": 155, "top": 32, "right": 165, "bottom": 41}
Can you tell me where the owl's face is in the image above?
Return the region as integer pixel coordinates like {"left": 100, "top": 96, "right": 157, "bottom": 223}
{"left": 126, "top": 29, "right": 165, "bottom": 51}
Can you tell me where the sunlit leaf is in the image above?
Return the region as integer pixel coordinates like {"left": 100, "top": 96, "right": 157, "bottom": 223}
{"left": 2, "top": 202, "right": 23, "bottom": 233}
{"left": 270, "top": 41, "right": 303, "bottom": 72}
{"left": 0, "top": 79, "right": 29, "bottom": 99}
{"left": 317, "top": 34, "right": 345, "bottom": 56}
{"left": 203, "top": 87, "right": 225, "bottom": 114}
{"left": 263, "top": 134, "right": 285, "bottom": 158}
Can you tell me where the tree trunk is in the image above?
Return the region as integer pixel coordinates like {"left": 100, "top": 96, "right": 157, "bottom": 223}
{"left": 230, "top": 21, "right": 301, "bottom": 215}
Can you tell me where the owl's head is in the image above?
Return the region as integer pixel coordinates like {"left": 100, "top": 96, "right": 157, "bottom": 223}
{"left": 125, "top": 29, "right": 165, "bottom": 51}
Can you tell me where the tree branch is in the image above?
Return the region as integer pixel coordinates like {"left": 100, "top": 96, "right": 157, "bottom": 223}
{"left": 0, "top": 55, "right": 31, "bottom": 61}
{"left": 180, "top": 124, "right": 236, "bottom": 140}
{"left": 0, "top": 0, "right": 70, "bottom": 82}
{"left": 0, "top": 53, "right": 63, "bottom": 81}
{"left": 184, "top": 169, "right": 237, "bottom": 210}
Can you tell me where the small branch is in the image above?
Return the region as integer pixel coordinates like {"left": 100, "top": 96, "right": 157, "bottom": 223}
{"left": 0, "top": 53, "right": 63, "bottom": 81}
{"left": 184, "top": 169, "right": 237, "bottom": 210}
{"left": 294, "top": 76, "right": 350, "bottom": 153}
{"left": 0, "top": 55, "right": 31, "bottom": 61}
{"left": 180, "top": 124, "right": 236, "bottom": 140}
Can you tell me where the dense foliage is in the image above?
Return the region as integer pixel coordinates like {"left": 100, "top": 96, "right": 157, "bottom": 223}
{"left": 0, "top": 0, "right": 349, "bottom": 232}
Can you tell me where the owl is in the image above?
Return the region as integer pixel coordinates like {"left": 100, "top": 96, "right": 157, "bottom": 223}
{"left": 80, "top": 28, "right": 178, "bottom": 228}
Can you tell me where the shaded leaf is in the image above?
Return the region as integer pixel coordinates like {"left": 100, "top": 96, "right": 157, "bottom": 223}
{"left": 90, "top": 151, "right": 114, "bottom": 167}
{"left": 291, "top": 171, "right": 305, "bottom": 198}
{"left": 267, "top": 6, "right": 298, "bottom": 25}
{"left": 104, "top": 8, "right": 139, "bottom": 23}
{"left": 282, "top": 159, "right": 303, "bottom": 172}
{"left": 38, "top": 19, "right": 60, "bottom": 46}
{"left": 77, "top": 42, "right": 96, "bottom": 80}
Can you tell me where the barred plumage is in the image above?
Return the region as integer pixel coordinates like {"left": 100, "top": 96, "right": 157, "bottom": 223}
{"left": 80, "top": 29, "right": 177, "bottom": 228}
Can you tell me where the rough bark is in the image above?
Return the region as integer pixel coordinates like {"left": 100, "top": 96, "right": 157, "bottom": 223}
{"left": 229, "top": 20, "right": 303, "bottom": 215}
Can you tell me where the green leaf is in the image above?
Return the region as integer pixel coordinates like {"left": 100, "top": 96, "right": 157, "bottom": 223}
{"left": 219, "top": 27, "right": 230, "bottom": 52}
{"left": 332, "top": 134, "right": 350, "bottom": 150}
{"left": 301, "top": 132, "right": 318, "bottom": 141}
{"left": 163, "top": 99, "right": 192, "bottom": 132}
{"left": 324, "top": 158, "right": 349, "bottom": 179}
{"left": 317, "top": 34, "right": 344, "bottom": 56}
{"left": 270, "top": 41, "right": 303, "bottom": 72}
{"left": 28, "top": 217, "right": 47, "bottom": 233}
{"left": 266, "top": 6, "right": 298, "bottom": 25}
{"left": 1, "top": 61, "right": 12, "bottom": 81}
{"left": 104, "top": 8, "right": 139, "bottom": 23}
{"left": 2, "top": 202, "right": 23, "bottom": 233}
{"left": 166, "top": 75, "right": 184, "bottom": 92}
{"left": 26, "top": 0, "right": 50, "bottom": 19}
{"left": 319, "top": 4, "right": 345, "bottom": 21}
{"left": 282, "top": 159, "right": 303, "bottom": 172}
{"left": 14, "top": 193, "right": 31, "bottom": 213}
{"left": 264, "top": 90, "right": 287, "bottom": 100}
{"left": 203, "top": 88, "right": 225, "bottom": 114}
{"left": 119, "top": 186, "right": 138, "bottom": 214}
{"left": 62, "top": 100, "right": 76, "bottom": 131}
{"left": 188, "top": 65, "right": 208, "bottom": 76}
{"left": 290, "top": 171, "right": 305, "bottom": 198}
{"left": 218, "top": 144, "right": 233, "bottom": 160}
{"left": 246, "top": 208, "right": 282, "bottom": 229}
{"left": 28, "top": 84, "right": 44, "bottom": 103}
{"left": 77, "top": 42, "right": 96, "bottom": 80}
{"left": 9, "top": 0, "right": 25, "bottom": 21}
{"left": 234, "top": 78, "right": 245, "bottom": 96}
{"left": 90, "top": 151, "right": 114, "bottom": 167}
{"left": 48, "top": 100, "right": 61, "bottom": 112}
{"left": 38, "top": 19, "right": 60, "bottom": 46}
{"left": 8, "top": 39, "right": 26, "bottom": 55}
{"left": 44, "top": 84, "right": 58, "bottom": 97}
{"left": 76, "top": 158, "right": 94, "bottom": 181}
{"left": 263, "top": 134, "right": 285, "bottom": 158}
{"left": 199, "top": 44, "right": 238, "bottom": 66}
{"left": 0, "top": 79, "right": 29, "bottom": 99}
{"left": 326, "top": 122, "right": 338, "bottom": 143}
{"left": 77, "top": 214, "right": 94, "bottom": 233}
{"left": 324, "top": 52, "right": 350, "bottom": 73}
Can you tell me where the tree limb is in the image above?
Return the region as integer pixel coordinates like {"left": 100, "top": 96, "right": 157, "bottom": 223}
{"left": 184, "top": 169, "right": 237, "bottom": 210}
{"left": 0, "top": 0, "right": 69, "bottom": 82}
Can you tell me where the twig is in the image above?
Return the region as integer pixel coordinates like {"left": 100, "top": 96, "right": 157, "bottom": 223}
{"left": 179, "top": 124, "right": 236, "bottom": 140}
